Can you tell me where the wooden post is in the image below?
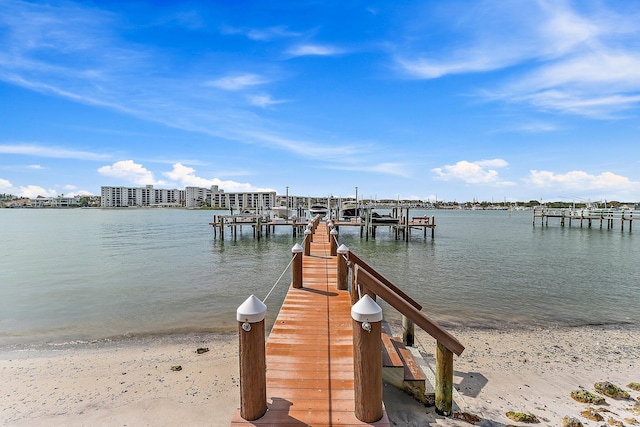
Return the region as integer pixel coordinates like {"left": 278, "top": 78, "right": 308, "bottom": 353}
{"left": 304, "top": 229, "right": 312, "bottom": 256}
{"left": 336, "top": 244, "right": 349, "bottom": 291}
{"left": 435, "top": 341, "right": 454, "bottom": 416}
{"left": 402, "top": 315, "right": 414, "bottom": 347}
{"left": 291, "top": 243, "right": 303, "bottom": 288}
{"left": 351, "top": 295, "right": 383, "bottom": 423}
{"left": 431, "top": 216, "right": 435, "bottom": 239}
{"left": 236, "top": 295, "right": 267, "bottom": 421}
{"left": 330, "top": 228, "right": 338, "bottom": 256}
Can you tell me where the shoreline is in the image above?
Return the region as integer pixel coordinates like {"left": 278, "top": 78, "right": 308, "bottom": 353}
{"left": 2, "top": 325, "right": 639, "bottom": 426}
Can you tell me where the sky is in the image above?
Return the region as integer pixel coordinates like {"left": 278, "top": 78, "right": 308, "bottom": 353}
{"left": 1, "top": 0, "right": 640, "bottom": 203}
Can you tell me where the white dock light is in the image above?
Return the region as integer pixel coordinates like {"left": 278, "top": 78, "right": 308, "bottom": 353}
{"left": 291, "top": 243, "right": 303, "bottom": 253}
{"left": 351, "top": 294, "right": 382, "bottom": 333}
{"left": 337, "top": 244, "right": 349, "bottom": 254}
{"left": 237, "top": 295, "right": 267, "bottom": 332}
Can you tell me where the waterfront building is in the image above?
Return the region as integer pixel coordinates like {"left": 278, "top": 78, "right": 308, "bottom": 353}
{"left": 101, "top": 185, "right": 185, "bottom": 207}
{"left": 101, "top": 185, "right": 276, "bottom": 210}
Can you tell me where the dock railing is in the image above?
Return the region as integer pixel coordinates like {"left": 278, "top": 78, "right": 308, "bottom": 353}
{"left": 344, "top": 249, "right": 465, "bottom": 416}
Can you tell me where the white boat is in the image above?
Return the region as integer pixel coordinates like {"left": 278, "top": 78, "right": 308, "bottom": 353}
{"left": 340, "top": 202, "right": 358, "bottom": 218}
{"left": 309, "top": 205, "right": 328, "bottom": 216}
{"left": 271, "top": 206, "right": 290, "bottom": 219}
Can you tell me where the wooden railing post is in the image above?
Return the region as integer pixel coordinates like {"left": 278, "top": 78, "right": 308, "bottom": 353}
{"left": 236, "top": 295, "right": 267, "bottom": 421}
{"left": 291, "top": 243, "right": 303, "bottom": 288}
{"left": 336, "top": 244, "right": 349, "bottom": 290}
{"left": 330, "top": 228, "right": 338, "bottom": 256}
{"left": 435, "top": 341, "right": 454, "bottom": 416}
{"left": 351, "top": 294, "right": 383, "bottom": 423}
{"left": 303, "top": 228, "right": 312, "bottom": 256}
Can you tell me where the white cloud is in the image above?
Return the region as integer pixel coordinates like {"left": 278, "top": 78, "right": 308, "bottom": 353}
{"left": 206, "top": 73, "right": 267, "bottom": 91}
{"left": 28, "top": 164, "right": 44, "bottom": 169}
{"left": 0, "top": 178, "right": 12, "bottom": 190}
{"left": 97, "top": 160, "right": 161, "bottom": 186}
{"left": 248, "top": 94, "right": 288, "bottom": 108}
{"left": 65, "top": 189, "right": 93, "bottom": 197}
{"left": 221, "top": 25, "right": 300, "bottom": 41}
{"left": 287, "top": 44, "right": 343, "bottom": 57}
{"left": 0, "top": 179, "right": 58, "bottom": 197}
{"left": 432, "top": 159, "right": 514, "bottom": 185}
{"left": 246, "top": 26, "right": 300, "bottom": 41}
{"left": 16, "top": 185, "right": 58, "bottom": 198}
{"left": 164, "top": 163, "right": 275, "bottom": 192}
{"left": 527, "top": 170, "right": 640, "bottom": 192}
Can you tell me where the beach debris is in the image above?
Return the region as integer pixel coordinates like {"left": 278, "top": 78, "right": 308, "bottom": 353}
{"left": 571, "top": 387, "right": 606, "bottom": 404}
{"left": 595, "top": 381, "right": 631, "bottom": 399}
{"left": 562, "top": 416, "right": 583, "bottom": 427}
{"left": 453, "top": 412, "right": 482, "bottom": 424}
{"left": 624, "top": 418, "right": 639, "bottom": 425}
{"left": 628, "top": 382, "right": 640, "bottom": 392}
{"left": 607, "top": 418, "right": 624, "bottom": 427}
{"left": 630, "top": 401, "right": 640, "bottom": 415}
{"left": 581, "top": 406, "right": 604, "bottom": 421}
{"left": 171, "top": 365, "right": 182, "bottom": 371}
{"left": 505, "top": 411, "right": 539, "bottom": 423}
{"left": 196, "top": 347, "right": 209, "bottom": 354}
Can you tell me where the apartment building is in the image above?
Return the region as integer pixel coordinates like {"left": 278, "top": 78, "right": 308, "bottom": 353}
{"left": 101, "top": 185, "right": 185, "bottom": 207}
{"left": 101, "top": 185, "right": 276, "bottom": 210}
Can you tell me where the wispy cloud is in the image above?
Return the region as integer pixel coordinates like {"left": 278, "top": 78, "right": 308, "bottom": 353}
{"left": 327, "top": 162, "right": 412, "bottom": 178}
{"left": 0, "top": 144, "right": 110, "bottom": 161}
{"left": 206, "top": 73, "right": 268, "bottom": 91}
{"left": 248, "top": 94, "right": 289, "bottom": 108}
{"left": 0, "top": 1, "right": 376, "bottom": 168}
{"left": 287, "top": 44, "right": 343, "bottom": 57}
{"left": 221, "top": 25, "right": 301, "bottom": 41}
{"left": 433, "top": 159, "right": 515, "bottom": 186}
{"left": 396, "top": 1, "right": 640, "bottom": 118}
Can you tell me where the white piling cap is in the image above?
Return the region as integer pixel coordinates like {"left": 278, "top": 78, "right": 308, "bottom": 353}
{"left": 337, "top": 244, "right": 349, "bottom": 254}
{"left": 330, "top": 228, "right": 338, "bottom": 235}
{"left": 236, "top": 295, "right": 267, "bottom": 323}
{"left": 304, "top": 228, "right": 312, "bottom": 234}
{"left": 351, "top": 294, "right": 383, "bottom": 323}
{"left": 291, "top": 243, "right": 303, "bottom": 253}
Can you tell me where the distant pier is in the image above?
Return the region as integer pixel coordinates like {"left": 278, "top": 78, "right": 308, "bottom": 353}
{"left": 209, "top": 208, "right": 436, "bottom": 241}
{"left": 533, "top": 208, "right": 635, "bottom": 231}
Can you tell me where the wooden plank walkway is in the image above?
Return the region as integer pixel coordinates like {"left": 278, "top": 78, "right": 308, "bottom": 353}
{"left": 231, "top": 222, "right": 391, "bottom": 426}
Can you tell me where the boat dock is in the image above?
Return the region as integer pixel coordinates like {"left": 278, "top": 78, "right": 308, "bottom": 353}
{"left": 209, "top": 210, "right": 436, "bottom": 241}
{"left": 231, "top": 218, "right": 464, "bottom": 426}
{"left": 533, "top": 208, "right": 635, "bottom": 231}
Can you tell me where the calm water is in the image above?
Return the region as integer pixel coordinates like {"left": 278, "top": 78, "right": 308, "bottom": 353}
{"left": 1, "top": 208, "right": 639, "bottom": 347}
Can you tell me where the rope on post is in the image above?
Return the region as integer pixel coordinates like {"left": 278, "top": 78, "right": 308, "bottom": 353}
{"left": 262, "top": 256, "right": 295, "bottom": 303}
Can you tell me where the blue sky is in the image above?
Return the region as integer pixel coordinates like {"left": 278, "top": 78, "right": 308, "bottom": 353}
{"left": 1, "top": 0, "right": 639, "bottom": 203}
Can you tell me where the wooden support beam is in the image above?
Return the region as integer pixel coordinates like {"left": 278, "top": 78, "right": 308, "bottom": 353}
{"left": 435, "top": 341, "right": 453, "bottom": 416}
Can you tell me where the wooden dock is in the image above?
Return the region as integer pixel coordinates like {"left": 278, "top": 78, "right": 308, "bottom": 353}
{"left": 210, "top": 213, "right": 436, "bottom": 241}
{"left": 533, "top": 208, "right": 635, "bottom": 231}
{"left": 231, "top": 221, "right": 391, "bottom": 426}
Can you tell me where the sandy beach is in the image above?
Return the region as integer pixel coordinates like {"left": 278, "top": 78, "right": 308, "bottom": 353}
{"left": 2, "top": 325, "right": 639, "bottom": 427}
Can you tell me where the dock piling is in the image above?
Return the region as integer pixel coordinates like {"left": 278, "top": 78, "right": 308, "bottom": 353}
{"left": 291, "top": 243, "right": 303, "bottom": 289}
{"left": 337, "top": 244, "right": 349, "bottom": 291}
{"left": 435, "top": 341, "right": 454, "bottom": 416}
{"left": 236, "top": 295, "right": 267, "bottom": 421}
{"left": 351, "top": 294, "right": 384, "bottom": 423}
